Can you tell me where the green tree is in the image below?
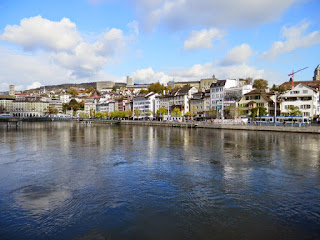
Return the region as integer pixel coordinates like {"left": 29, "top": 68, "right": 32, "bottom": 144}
{"left": 253, "top": 79, "right": 268, "bottom": 90}
{"left": 250, "top": 107, "right": 267, "bottom": 117}
{"left": 139, "top": 89, "right": 148, "bottom": 94}
{"left": 245, "top": 77, "right": 253, "bottom": 85}
{"left": 124, "top": 110, "right": 132, "bottom": 119}
{"left": 134, "top": 109, "right": 142, "bottom": 118}
{"left": 46, "top": 107, "right": 59, "bottom": 115}
{"left": 171, "top": 107, "right": 181, "bottom": 117}
{"left": 156, "top": 107, "right": 167, "bottom": 117}
{"left": 67, "top": 88, "right": 79, "bottom": 96}
{"left": 86, "top": 87, "right": 95, "bottom": 94}
{"left": 206, "top": 109, "right": 217, "bottom": 119}
{"left": 95, "top": 112, "right": 104, "bottom": 118}
{"left": 184, "top": 112, "right": 193, "bottom": 117}
{"left": 286, "top": 106, "right": 302, "bottom": 116}
{"left": 148, "top": 82, "right": 165, "bottom": 94}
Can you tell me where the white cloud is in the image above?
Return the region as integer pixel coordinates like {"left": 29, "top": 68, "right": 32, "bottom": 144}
{"left": 0, "top": 16, "right": 135, "bottom": 80}
{"left": 0, "top": 15, "right": 81, "bottom": 51}
{"left": 132, "top": 67, "right": 172, "bottom": 84}
{"left": 27, "top": 82, "right": 42, "bottom": 90}
{"left": 262, "top": 21, "right": 320, "bottom": 60}
{"left": 133, "top": 0, "right": 298, "bottom": 31}
{"left": 131, "top": 63, "right": 264, "bottom": 85}
{"left": 53, "top": 28, "right": 127, "bottom": 77}
{"left": 184, "top": 28, "right": 224, "bottom": 50}
{"left": 220, "top": 44, "right": 254, "bottom": 66}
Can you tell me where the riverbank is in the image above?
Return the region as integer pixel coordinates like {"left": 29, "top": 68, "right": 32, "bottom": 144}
{"left": 119, "top": 120, "right": 320, "bottom": 134}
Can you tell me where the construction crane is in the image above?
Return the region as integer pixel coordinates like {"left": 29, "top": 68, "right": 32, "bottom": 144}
{"left": 288, "top": 67, "right": 308, "bottom": 87}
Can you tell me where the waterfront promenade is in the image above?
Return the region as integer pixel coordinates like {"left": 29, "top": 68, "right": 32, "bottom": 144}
{"left": 120, "top": 120, "right": 320, "bottom": 134}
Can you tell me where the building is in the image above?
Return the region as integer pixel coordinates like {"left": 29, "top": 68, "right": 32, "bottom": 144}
{"left": 96, "top": 81, "right": 115, "bottom": 92}
{"left": 313, "top": 65, "right": 320, "bottom": 81}
{"left": 168, "top": 81, "right": 200, "bottom": 90}
{"left": 158, "top": 86, "right": 198, "bottom": 116}
{"left": 133, "top": 92, "right": 159, "bottom": 118}
{"left": 280, "top": 83, "right": 319, "bottom": 118}
{"left": 239, "top": 89, "right": 278, "bottom": 117}
{"left": 200, "top": 75, "right": 218, "bottom": 92}
{"left": 11, "top": 101, "right": 50, "bottom": 117}
{"left": 9, "top": 85, "right": 15, "bottom": 96}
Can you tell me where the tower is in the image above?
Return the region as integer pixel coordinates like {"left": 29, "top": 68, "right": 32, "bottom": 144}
{"left": 9, "top": 85, "right": 15, "bottom": 96}
{"left": 313, "top": 65, "right": 320, "bottom": 81}
{"left": 126, "top": 76, "right": 133, "bottom": 86}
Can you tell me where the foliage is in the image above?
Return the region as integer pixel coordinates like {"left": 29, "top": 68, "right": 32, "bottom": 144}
{"left": 148, "top": 82, "right": 165, "bottom": 94}
{"left": 66, "top": 88, "right": 79, "bottom": 96}
{"left": 110, "top": 111, "right": 125, "bottom": 118}
{"left": 271, "top": 84, "right": 279, "bottom": 92}
{"left": 250, "top": 107, "right": 267, "bottom": 117}
{"left": 245, "top": 77, "right": 253, "bottom": 85}
{"left": 139, "top": 89, "right": 148, "bottom": 94}
{"left": 145, "top": 110, "right": 153, "bottom": 117}
{"left": 253, "top": 79, "right": 268, "bottom": 90}
{"left": 134, "top": 109, "right": 142, "bottom": 117}
{"left": 156, "top": 107, "right": 167, "bottom": 117}
{"left": 95, "top": 112, "right": 104, "bottom": 118}
{"left": 46, "top": 107, "right": 59, "bottom": 115}
{"left": 279, "top": 85, "right": 291, "bottom": 93}
{"left": 184, "top": 112, "right": 193, "bottom": 117}
{"left": 124, "top": 110, "right": 132, "bottom": 118}
{"left": 62, "top": 99, "right": 83, "bottom": 113}
{"left": 283, "top": 106, "right": 302, "bottom": 116}
{"left": 86, "top": 87, "right": 95, "bottom": 94}
{"left": 206, "top": 109, "right": 217, "bottom": 118}
{"left": 171, "top": 107, "right": 181, "bottom": 117}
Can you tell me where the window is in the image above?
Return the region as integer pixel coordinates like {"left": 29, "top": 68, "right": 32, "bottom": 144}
{"left": 303, "top": 90, "right": 308, "bottom": 94}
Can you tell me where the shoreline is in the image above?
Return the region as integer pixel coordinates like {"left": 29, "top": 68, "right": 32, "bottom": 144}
{"left": 119, "top": 120, "right": 320, "bottom": 134}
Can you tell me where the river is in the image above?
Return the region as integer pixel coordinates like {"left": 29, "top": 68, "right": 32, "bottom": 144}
{"left": 0, "top": 122, "right": 319, "bottom": 239}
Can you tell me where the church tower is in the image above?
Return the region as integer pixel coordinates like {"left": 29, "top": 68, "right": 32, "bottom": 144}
{"left": 313, "top": 65, "right": 320, "bottom": 81}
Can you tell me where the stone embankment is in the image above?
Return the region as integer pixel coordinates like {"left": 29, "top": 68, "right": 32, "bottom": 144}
{"left": 120, "top": 120, "right": 320, "bottom": 134}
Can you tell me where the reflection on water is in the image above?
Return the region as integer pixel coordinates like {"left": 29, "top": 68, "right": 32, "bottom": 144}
{"left": 0, "top": 122, "right": 320, "bottom": 239}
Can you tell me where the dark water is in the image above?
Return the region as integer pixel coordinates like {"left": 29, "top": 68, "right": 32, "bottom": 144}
{"left": 0, "top": 122, "right": 320, "bottom": 240}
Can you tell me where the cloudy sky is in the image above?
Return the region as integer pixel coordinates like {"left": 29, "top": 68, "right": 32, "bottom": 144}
{"left": 0, "top": 0, "right": 319, "bottom": 91}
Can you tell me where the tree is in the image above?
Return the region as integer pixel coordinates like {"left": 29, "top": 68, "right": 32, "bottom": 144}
{"left": 46, "top": 107, "right": 59, "bottom": 115}
{"left": 86, "top": 87, "right": 95, "bottom": 94}
{"left": 124, "top": 110, "right": 132, "bottom": 119}
{"left": 134, "top": 109, "right": 142, "bottom": 118}
{"left": 156, "top": 107, "right": 167, "bottom": 117}
{"left": 250, "top": 107, "right": 267, "bottom": 118}
{"left": 253, "top": 79, "right": 268, "bottom": 90}
{"left": 139, "top": 89, "right": 148, "bottom": 94}
{"left": 148, "top": 82, "right": 165, "bottom": 94}
{"left": 245, "top": 77, "right": 253, "bottom": 85}
{"left": 286, "top": 106, "right": 302, "bottom": 116}
{"left": 171, "top": 107, "right": 181, "bottom": 117}
{"left": 271, "top": 84, "right": 279, "bottom": 92}
{"left": 145, "top": 110, "right": 153, "bottom": 117}
{"left": 67, "top": 88, "right": 79, "bottom": 96}
{"left": 95, "top": 112, "right": 104, "bottom": 118}
{"left": 184, "top": 112, "right": 193, "bottom": 118}
{"left": 206, "top": 109, "right": 217, "bottom": 119}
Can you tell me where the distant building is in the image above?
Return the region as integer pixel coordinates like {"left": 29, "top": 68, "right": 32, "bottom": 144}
{"left": 313, "top": 65, "right": 320, "bottom": 81}
{"left": 96, "top": 81, "right": 115, "bottom": 92}
{"left": 280, "top": 83, "right": 319, "bottom": 118}
{"left": 9, "top": 85, "right": 15, "bottom": 96}
{"left": 126, "top": 76, "right": 134, "bottom": 86}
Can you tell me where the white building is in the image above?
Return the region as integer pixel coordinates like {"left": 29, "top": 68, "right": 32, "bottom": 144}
{"left": 60, "top": 94, "right": 71, "bottom": 104}
{"left": 280, "top": 83, "right": 319, "bottom": 118}
{"left": 157, "top": 86, "right": 197, "bottom": 116}
{"left": 133, "top": 92, "right": 159, "bottom": 118}
{"left": 210, "top": 79, "right": 252, "bottom": 118}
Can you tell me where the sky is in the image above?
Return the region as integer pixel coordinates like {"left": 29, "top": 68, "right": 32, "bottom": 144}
{"left": 0, "top": 0, "right": 319, "bottom": 91}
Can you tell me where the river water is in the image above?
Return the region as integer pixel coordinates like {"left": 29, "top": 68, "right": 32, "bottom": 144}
{"left": 0, "top": 122, "right": 319, "bottom": 239}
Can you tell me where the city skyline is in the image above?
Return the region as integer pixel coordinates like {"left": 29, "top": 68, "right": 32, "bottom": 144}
{"left": 0, "top": 0, "right": 319, "bottom": 91}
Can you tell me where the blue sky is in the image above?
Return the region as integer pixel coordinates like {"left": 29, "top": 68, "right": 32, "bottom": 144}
{"left": 0, "top": 0, "right": 319, "bottom": 91}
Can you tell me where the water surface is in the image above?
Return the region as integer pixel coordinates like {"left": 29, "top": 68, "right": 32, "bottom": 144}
{"left": 0, "top": 122, "right": 319, "bottom": 239}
